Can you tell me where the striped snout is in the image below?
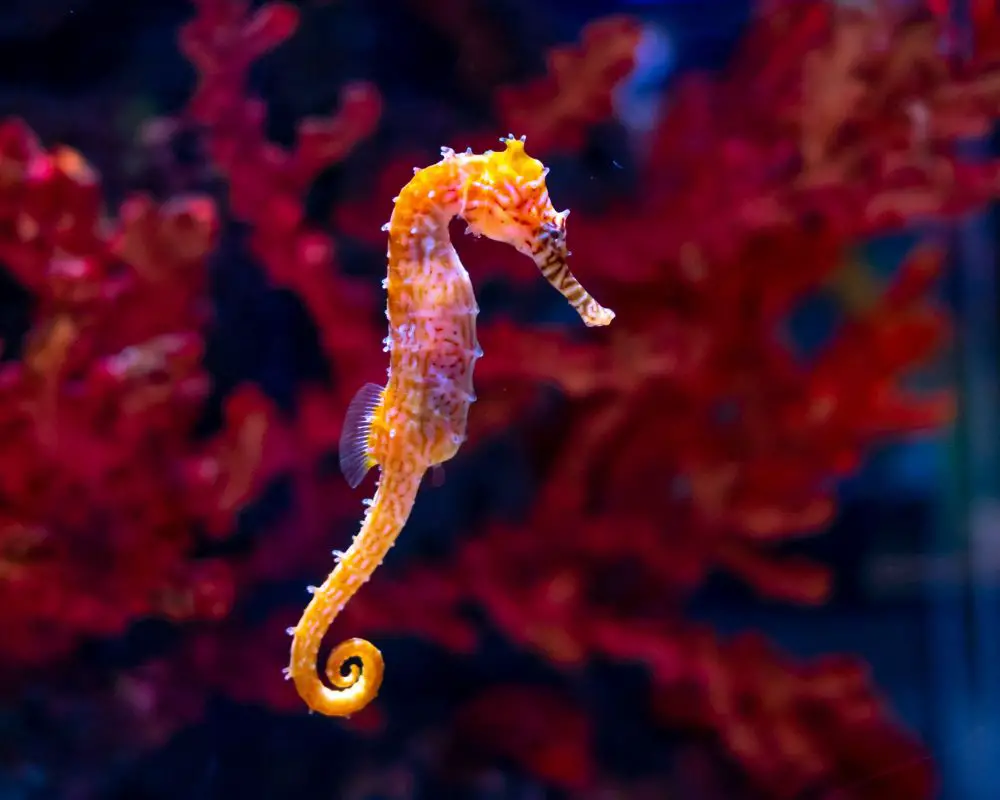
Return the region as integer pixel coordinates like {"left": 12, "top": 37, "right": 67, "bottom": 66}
{"left": 533, "top": 212, "right": 615, "bottom": 328}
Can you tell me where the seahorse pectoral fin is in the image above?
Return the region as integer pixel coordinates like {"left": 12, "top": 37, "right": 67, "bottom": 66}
{"left": 339, "top": 382, "right": 384, "bottom": 488}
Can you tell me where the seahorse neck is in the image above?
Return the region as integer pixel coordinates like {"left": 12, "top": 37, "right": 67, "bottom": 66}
{"left": 385, "top": 155, "right": 487, "bottom": 277}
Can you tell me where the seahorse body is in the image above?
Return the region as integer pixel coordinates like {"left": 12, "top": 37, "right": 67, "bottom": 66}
{"left": 287, "top": 136, "right": 614, "bottom": 717}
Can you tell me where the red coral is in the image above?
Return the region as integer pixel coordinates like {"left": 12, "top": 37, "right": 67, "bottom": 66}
{"left": 651, "top": 635, "right": 935, "bottom": 799}
{"left": 0, "top": 119, "right": 274, "bottom": 663}
{"left": 494, "top": 15, "right": 643, "bottom": 153}
{"left": 448, "top": 686, "right": 594, "bottom": 790}
{"left": 178, "top": 0, "right": 382, "bottom": 371}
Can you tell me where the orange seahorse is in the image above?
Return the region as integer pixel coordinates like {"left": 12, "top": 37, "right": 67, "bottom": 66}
{"left": 287, "top": 135, "right": 614, "bottom": 717}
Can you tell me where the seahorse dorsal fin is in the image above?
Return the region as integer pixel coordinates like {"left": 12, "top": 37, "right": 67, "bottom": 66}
{"left": 339, "top": 382, "right": 384, "bottom": 488}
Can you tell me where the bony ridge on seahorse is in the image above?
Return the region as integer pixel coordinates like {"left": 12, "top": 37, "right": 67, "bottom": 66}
{"left": 286, "top": 135, "right": 614, "bottom": 717}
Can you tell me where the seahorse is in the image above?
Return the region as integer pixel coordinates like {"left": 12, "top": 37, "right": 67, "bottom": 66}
{"left": 287, "top": 135, "right": 614, "bottom": 717}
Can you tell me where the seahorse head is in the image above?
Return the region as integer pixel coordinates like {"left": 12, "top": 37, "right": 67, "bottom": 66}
{"left": 459, "top": 136, "right": 614, "bottom": 328}
{"left": 464, "top": 136, "right": 569, "bottom": 261}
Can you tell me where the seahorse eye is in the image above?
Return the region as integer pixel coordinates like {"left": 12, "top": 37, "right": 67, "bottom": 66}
{"left": 539, "top": 220, "right": 565, "bottom": 247}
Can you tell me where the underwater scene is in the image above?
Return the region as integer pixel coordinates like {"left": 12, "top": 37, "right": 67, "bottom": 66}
{"left": 1, "top": 0, "right": 1000, "bottom": 798}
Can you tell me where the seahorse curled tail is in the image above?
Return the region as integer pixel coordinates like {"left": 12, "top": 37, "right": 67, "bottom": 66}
{"left": 287, "top": 468, "right": 421, "bottom": 716}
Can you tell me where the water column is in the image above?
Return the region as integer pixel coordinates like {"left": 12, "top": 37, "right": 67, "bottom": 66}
{"left": 932, "top": 3, "right": 1000, "bottom": 792}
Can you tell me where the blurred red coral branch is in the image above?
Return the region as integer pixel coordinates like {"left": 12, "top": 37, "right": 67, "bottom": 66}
{"left": 179, "top": 0, "right": 382, "bottom": 373}
{"left": 495, "top": 15, "right": 643, "bottom": 152}
{"left": 650, "top": 633, "right": 936, "bottom": 800}
{"left": 0, "top": 117, "right": 286, "bottom": 665}
{"left": 449, "top": 685, "right": 595, "bottom": 790}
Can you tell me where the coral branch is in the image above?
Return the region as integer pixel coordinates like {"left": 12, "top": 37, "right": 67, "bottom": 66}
{"left": 0, "top": 118, "right": 271, "bottom": 664}
{"left": 179, "top": 0, "right": 382, "bottom": 370}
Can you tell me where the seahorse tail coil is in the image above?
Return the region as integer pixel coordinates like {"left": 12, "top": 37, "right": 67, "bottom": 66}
{"left": 292, "top": 636, "right": 385, "bottom": 717}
